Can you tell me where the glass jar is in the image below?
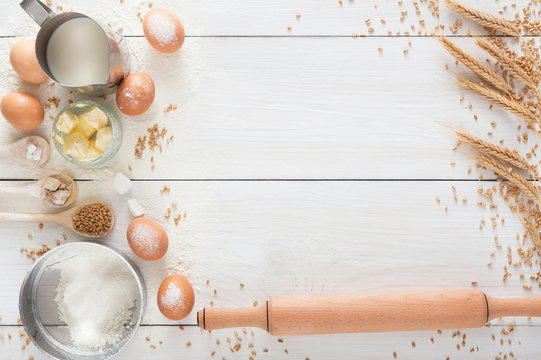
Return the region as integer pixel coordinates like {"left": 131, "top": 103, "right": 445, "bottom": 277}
{"left": 52, "top": 100, "right": 121, "bottom": 167}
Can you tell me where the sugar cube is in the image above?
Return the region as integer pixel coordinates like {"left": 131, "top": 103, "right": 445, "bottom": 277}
{"left": 27, "top": 143, "right": 37, "bottom": 154}
{"left": 113, "top": 172, "right": 132, "bottom": 195}
{"left": 128, "top": 199, "right": 144, "bottom": 217}
{"left": 32, "top": 148, "right": 42, "bottom": 161}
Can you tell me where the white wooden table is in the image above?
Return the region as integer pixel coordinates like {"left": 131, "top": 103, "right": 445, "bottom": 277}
{"left": 1, "top": 0, "right": 540, "bottom": 359}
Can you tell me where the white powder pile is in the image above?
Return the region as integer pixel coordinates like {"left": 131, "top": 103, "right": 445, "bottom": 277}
{"left": 130, "top": 223, "right": 161, "bottom": 252}
{"left": 53, "top": 247, "right": 139, "bottom": 350}
{"left": 146, "top": 11, "right": 178, "bottom": 45}
{"left": 160, "top": 281, "right": 186, "bottom": 311}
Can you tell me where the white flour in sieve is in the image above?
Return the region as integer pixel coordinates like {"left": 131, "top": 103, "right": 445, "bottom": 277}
{"left": 53, "top": 248, "right": 139, "bottom": 350}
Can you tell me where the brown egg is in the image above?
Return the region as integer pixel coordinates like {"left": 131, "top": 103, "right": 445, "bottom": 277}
{"left": 1, "top": 92, "right": 44, "bottom": 130}
{"left": 127, "top": 217, "right": 168, "bottom": 260}
{"left": 109, "top": 65, "right": 125, "bottom": 87}
{"left": 116, "top": 73, "right": 155, "bottom": 116}
{"left": 143, "top": 9, "right": 185, "bottom": 53}
{"left": 157, "top": 275, "right": 194, "bottom": 320}
{"left": 10, "top": 40, "right": 48, "bottom": 84}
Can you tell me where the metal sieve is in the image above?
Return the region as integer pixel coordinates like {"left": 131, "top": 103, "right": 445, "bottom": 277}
{"left": 19, "top": 242, "right": 145, "bottom": 360}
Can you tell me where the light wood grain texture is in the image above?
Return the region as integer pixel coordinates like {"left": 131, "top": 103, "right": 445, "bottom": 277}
{"left": 200, "top": 304, "right": 269, "bottom": 333}
{"left": 487, "top": 294, "right": 541, "bottom": 319}
{"left": 0, "top": 180, "right": 539, "bottom": 327}
{"left": 0, "top": 136, "right": 50, "bottom": 167}
{"left": 201, "top": 290, "right": 541, "bottom": 335}
{"left": 0, "top": 0, "right": 526, "bottom": 36}
{"left": 202, "top": 290, "right": 490, "bottom": 334}
{"left": 1, "top": 0, "right": 540, "bottom": 359}
{"left": 0, "top": 36, "right": 537, "bottom": 180}
{"left": 0, "top": 201, "right": 114, "bottom": 237}
{"left": 0, "top": 172, "right": 76, "bottom": 207}
{"left": 2, "top": 324, "right": 541, "bottom": 360}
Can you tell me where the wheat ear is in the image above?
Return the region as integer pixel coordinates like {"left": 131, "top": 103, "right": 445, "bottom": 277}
{"left": 455, "top": 75, "right": 539, "bottom": 132}
{"left": 476, "top": 155, "right": 540, "bottom": 202}
{"left": 476, "top": 39, "right": 538, "bottom": 88}
{"left": 524, "top": 45, "right": 541, "bottom": 81}
{"left": 444, "top": 0, "right": 520, "bottom": 36}
{"left": 518, "top": 201, "right": 541, "bottom": 250}
{"left": 456, "top": 131, "right": 533, "bottom": 170}
{"left": 439, "top": 38, "right": 511, "bottom": 94}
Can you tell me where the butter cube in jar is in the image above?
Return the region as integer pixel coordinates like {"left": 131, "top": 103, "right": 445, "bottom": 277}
{"left": 52, "top": 100, "right": 121, "bottom": 166}
{"left": 56, "top": 111, "right": 79, "bottom": 133}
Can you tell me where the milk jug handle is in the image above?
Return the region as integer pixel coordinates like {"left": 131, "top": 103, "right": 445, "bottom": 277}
{"left": 20, "top": 0, "right": 55, "bottom": 27}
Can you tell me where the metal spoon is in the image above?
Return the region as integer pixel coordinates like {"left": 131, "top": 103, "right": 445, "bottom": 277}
{"left": 0, "top": 173, "right": 77, "bottom": 208}
{"left": 0, "top": 201, "right": 114, "bottom": 238}
{"left": 0, "top": 136, "right": 50, "bottom": 167}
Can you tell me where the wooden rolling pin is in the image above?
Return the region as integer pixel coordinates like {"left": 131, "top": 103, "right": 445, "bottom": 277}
{"left": 197, "top": 289, "right": 541, "bottom": 335}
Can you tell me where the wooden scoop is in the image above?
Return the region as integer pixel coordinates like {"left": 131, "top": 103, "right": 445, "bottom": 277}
{"left": 198, "top": 289, "right": 541, "bottom": 335}
{"left": 0, "top": 136, "right": 50, "bottom": 167}
{"left": 0, "top": 173, "right": 77, "bottom": 208}
{"left": 0, "top": 201, "right": 114, "bottom": 238}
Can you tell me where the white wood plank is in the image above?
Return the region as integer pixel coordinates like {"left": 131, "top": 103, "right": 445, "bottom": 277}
{"left": 1, "top": 324, "right": 540, "bottom": 360}
{"left": 1, "top": 1, "right": 540, "bottom": 358}
{"left": 0, "top": 180, "right": 539, "bottom": 327}
{"left": 0, "top": 0, "right": 532, "bottom": 36}
{"left": 0, "top": 37, "right": 535, "bottom": 180}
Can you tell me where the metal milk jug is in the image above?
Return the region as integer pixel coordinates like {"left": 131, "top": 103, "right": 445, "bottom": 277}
{"left": 20, "top": 0, "right": 126, "bottom": 96}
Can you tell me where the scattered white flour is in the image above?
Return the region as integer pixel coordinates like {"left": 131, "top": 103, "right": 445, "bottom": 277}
{"left": 160, "top": 281, "right": 186, "bottom": 311}
{"left": 3, "top": 0, "right": 203, "bottom": 319}
{"left": 53, "top": 247, "right": 139, "bottom": 350}
{"left": 145, "top": 11, "right": 178, "bottom": 46}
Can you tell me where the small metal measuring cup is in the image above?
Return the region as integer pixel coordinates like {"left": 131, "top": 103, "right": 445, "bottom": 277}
{"left": 19, "top": 242, "right": 145, "bottom": 360}
{"left": 20, "top": 0, "right": 126, "bottom": 96}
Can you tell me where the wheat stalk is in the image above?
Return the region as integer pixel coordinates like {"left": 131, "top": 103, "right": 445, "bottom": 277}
{"left": 524, "top": 44, "right": 541, "bottom": 81}
{"left": 518, "top": 201, "right": 541, "bottom": 250}
{"left": 439, "top": 38, "right": 511, "bottom": 94}
{"left": 444, "top": 0, "right": 520, "bottom": 36}
{"left": 476, "top": 155, "right": 540, "bottom": 202}
{"left": 455, "top": 75, "right": 540, "bottom": 132}
{"left": 524, "top": 214, "right": 541, "bottom": 249}
{"left": 456, "top": 131, "right": 533, "bottom": 170}
{"left": 476, "top": 39, "right": 538, "bottom": 89}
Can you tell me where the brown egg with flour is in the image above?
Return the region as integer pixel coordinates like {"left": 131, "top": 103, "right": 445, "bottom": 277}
{"left": 157, "top": 275, "right": 194, "bottom": 320}
{"left": 10, "top": 40, "right": 48, "bottom": 84}
{"left": 116, "top": 73, "right": 155, "bottom": 116}
{"left": 1, "top": 92, "right": 44, "bottom": 130}
{"left": 127, "top": 217, "right": 168, "bottom": 260}
{"left": 143, "top": 9, "right": 185, "bottom": 53}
